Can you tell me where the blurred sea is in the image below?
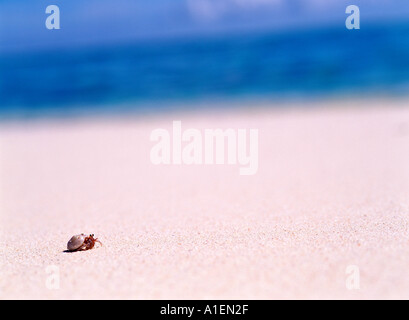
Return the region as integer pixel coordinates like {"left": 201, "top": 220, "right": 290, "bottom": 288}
{"left": 1, "top": 22, "right": 409, "bottom": 118}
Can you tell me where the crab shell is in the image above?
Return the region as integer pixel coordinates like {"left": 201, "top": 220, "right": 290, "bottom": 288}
{"left": 67, "top": 233, "right": 87, "bottom": 251}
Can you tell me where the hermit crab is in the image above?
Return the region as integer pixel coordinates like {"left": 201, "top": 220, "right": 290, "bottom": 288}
{"left": 67, "top": 234, "right": 102, "bottom": 252}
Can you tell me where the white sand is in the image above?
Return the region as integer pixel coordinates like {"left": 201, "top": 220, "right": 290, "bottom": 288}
{"left": 1, "top": 99, "right": 409, "bottom": 299}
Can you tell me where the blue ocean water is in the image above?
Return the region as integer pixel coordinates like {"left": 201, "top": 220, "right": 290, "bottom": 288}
{"left": 1, "top": 22, "right": 409, "bottom": 117}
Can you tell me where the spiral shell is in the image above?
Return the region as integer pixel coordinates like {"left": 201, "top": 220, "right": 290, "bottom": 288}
{"left": 67, "top": 234, "right": 87, "bottom": 251}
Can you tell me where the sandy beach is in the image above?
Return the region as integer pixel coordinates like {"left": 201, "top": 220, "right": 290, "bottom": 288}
{"left": 1, "top": 99, "right": 409, "bottom": 300}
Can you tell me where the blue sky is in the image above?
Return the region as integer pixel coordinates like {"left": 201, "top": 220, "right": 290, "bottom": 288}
{"left": 1, "top": 0, "right": 409, "bottom": 52}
